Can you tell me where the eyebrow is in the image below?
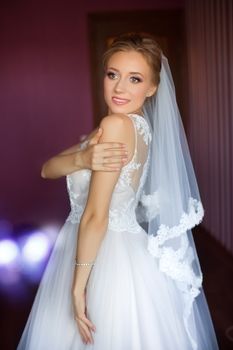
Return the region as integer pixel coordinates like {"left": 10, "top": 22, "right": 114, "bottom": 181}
{"left": 107, "top": 67, "right": 144, "bottom": 78}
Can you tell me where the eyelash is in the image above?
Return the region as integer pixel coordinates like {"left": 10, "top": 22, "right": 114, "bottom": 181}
{"left": 130, "top": 76, "right": 142, "bottom": 83}
{"left": 106, "top": 71, "right": 142, "bottom": 84}
{"left": 106, "top": 71, "right": 118, "bottom": 80}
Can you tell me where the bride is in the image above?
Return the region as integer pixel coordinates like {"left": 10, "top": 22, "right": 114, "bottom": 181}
{"left": 17, "top": 33, "right": 219, "bottom": 349}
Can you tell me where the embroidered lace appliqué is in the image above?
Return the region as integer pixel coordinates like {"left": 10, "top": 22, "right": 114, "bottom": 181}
{"left": 66, "top": 175, "right": 84, "bottom": 224}
{"left": 147, "top": 197, "right": 204, "bottom": 350}
{"left": 129, "top": 114, "right": 152, "bottom": 145}
{"left": 147, "top": 198, "right": 204, "bottom": 257}
{"left": 117, "top": 154, "right": 141, "bottom": 188}
{"left": 108, "top": 197, "right": 141, "bottom": 233}
{"left": 116, "top": 115, "right": 149, "bottom": 189}
{"left": 139, "top": 190, "right": 160, "bottom": 220}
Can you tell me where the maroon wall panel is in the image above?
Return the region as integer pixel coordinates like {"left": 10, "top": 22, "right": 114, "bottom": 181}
{"left": 0, "top": 0, "right": 184, "bottom": 228}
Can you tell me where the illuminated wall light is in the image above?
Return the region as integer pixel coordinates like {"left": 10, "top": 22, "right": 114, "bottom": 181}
{"left": 21, "top": 232, "right": 51, "bottom": 264}
{"left": 0, "top": 239, "right": 21, "bottom": 287}
{"left": 0, "top": 239, "right": 19, "bottom": 265}
{"left": 18, "top": 231, "right": 52, "bottom": 283}
{"left": 0, "top": 223, "right": 59, "bottom": 289}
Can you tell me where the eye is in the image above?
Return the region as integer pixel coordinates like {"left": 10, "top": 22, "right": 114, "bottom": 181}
{"left": 106, "top": 71, "right": 118, "bottom": 80}
{"left": 130, "top": 76, "right": 142, "bottom": 84}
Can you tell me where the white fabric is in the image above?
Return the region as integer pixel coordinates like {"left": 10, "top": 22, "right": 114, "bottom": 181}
{"left": 137, "top": 55, "right": 218, "bottom": 349}
{"left": 17, "top": 115, "right": 219, "bottom": 349}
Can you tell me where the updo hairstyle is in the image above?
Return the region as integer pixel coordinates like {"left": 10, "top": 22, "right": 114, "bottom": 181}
{"left": 103, "top": 32, "right": 162, "bottom": 87}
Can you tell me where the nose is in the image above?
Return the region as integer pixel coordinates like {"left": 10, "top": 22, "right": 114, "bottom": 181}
{"left": 114, "top": 78, "right": 126, "bottom": 94}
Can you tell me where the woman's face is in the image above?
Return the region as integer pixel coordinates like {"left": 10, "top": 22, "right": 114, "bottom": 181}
{"left": 103, "top": 50, "right": 157, "bottom": 115}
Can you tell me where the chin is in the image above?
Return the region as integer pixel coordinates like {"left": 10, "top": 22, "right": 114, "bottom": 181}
{"left": 108, "top": 104, "right": 133, "bottom": 115}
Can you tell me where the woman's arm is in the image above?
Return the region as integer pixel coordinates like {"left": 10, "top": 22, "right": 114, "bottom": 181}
{"left": 71, "top": 114, "right": 135, "bottom": 344}
{"left": 41, "top": 128, "right": 128, "bottom": 179}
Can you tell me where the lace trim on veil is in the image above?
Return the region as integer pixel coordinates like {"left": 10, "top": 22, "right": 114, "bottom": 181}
{"left": 144, "top": 196, "right": 204, "bottom": 350}
{"left": 147, "top": 197, "right": 204, "bottom": 256}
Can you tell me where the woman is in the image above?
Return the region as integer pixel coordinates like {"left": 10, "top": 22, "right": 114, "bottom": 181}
{"left": 17, "top": 33, "right": 219, "bottom": 349}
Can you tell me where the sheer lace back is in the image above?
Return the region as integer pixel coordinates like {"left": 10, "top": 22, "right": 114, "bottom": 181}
{"left": 117, "top": 114, "right": 151, "bottom": 195}
{"left": 108, "top": 114, "right": 151, "bottom": 232}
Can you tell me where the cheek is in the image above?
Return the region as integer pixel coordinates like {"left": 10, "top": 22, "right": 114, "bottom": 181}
{"left": 103, "top": 79, "right": 109, "bottom": 100}
{"left": 133, "top": 86, "right": 148, "bottom": 101}
{"left": 103, "top": 78, "right": 112, "bottom": 97}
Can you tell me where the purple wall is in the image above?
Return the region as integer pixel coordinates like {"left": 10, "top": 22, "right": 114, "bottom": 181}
{"left": 186, "top": 0, "right": 233, "bottom": 254}
{"left": 0, "top": 0, "right": 184, "bottom": 228}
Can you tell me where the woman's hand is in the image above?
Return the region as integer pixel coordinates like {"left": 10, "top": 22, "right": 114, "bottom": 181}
{"left": 77, "top": 128, "right": 128, "bottom": 171}
{"left": 41, "top": 127, "right": 128, "bottom": 179}
{"left": 72, "top": 289, "right": 96, "bottom": 345}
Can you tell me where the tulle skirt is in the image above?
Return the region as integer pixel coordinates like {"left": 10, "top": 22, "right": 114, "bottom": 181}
{"left": 17, "top": 218, "right": 219, "bottom": 349}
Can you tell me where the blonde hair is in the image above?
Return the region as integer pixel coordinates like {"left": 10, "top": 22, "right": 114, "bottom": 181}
{"left": 103, "top": 32, "right": 162, "bottom": 86}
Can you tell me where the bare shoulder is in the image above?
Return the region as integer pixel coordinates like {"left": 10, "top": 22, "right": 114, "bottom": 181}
{"left": 99, "top": 114, "right": 135, "bottom": 161}
{"left": 100, "top": 113, "right": 133, "bottom": 135}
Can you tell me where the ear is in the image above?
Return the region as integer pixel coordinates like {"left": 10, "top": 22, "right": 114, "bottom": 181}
{"left": 147, "top": 85, "right": 157, "bottom": 97}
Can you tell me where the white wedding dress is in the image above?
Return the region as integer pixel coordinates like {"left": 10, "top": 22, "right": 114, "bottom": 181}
{"left": 17, "top": 114, "right": 219, "bottom": 350}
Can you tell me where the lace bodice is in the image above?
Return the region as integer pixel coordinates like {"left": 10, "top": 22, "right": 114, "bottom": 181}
{"left": 66, "top": 114, "right": 151, "bottom": 233}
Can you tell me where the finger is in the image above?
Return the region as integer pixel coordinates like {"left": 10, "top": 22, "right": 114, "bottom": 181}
{"left": 95, "top": 142, "right": 127, "bottom": 150}
{"left": 79, "top": 327, "right": 88, "bottom": 344}
{"left": 81, "top": 314, "right": 96, "bottom": 332}
{"left": 75, "top": 318, "right": 91, "bottom": 344}
{"left": 92, "top": 156, "right": 127, "bottom": 168}
{"left": 103, "top": 150, "right": 128, "bottom": 157}
{"left": 102, "top": 157, "right": 128, "bottom": 164}
{"left": 77, "top": 313, "right": 96, "bottom": 333}
{"left": 103, "top": 155, "right": 128, "bottom": 162}
{"left": 104, "top": 162, "right": 126, "bottom": 167}
{"left": 93, "top": 154, "right": 128, "bottom": 164}
{"left": 93, "top": 159, "right": 128, "bottom": 170}
{"left": 78, "top": 319, "right": 94, "bottom": 344}
{"left": 89, "top": 128, "right": 103, "bottom": 145}
{"left": 74, "top": 318, "right": 87, "bottom": 343}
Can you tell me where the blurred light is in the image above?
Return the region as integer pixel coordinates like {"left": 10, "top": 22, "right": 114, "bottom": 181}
{"left": 0, "top": 239, "right": 19, "bottom": 265}
{"left": 21, "top": 231, "right": 51, "bottom": 264}
{"left": 0, "top": 221, "right": 59, "bottom": 291}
